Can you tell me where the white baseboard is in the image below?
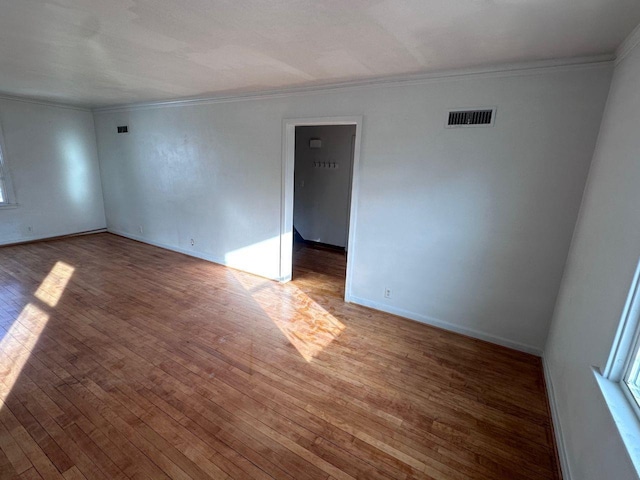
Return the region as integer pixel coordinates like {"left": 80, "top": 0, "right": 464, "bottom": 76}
{"left": 109, "top": 227, "right": 227, "bottom": 265}
{"left": 107, "top": 229, "right": 284, "bottom": 281}
{"left": 349, "top": 295, "right": 543, "bottom": 356}
{"left": 543, "top": 356, "right": 573, "bottom": 480}
{"left": 0, "top": 228, "right": 107, "bottom": 247}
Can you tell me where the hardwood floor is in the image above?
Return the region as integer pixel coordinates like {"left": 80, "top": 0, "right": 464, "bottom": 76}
{"left": 0, "top": 233, "right": 560, "bottom": 480}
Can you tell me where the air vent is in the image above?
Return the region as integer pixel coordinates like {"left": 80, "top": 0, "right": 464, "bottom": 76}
{"left": 447, "top": 109, "right": 494, "bottom": 127}
{"left": 117, "top": 125, "right": 128, "bottom": 134}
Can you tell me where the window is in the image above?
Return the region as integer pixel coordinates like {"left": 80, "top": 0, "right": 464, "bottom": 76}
{"left": 605, "top": 259, "right": 640, "bottom": 390}
{"left": 0, "top": 157, "right": 7, "bottom": 203}
{"left": 621, "top": 304, "right": 640, "bottom": 416}
{"left": 0, "top": 125, "right": 16, "bottom": 207}
{"left": 595, "top": 260, "right": 640, "bottom": 473}
{"left": 627, "top": 345, "right": 640, "bottom": 409}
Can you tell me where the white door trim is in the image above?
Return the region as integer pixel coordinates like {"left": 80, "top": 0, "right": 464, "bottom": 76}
{"left": 280, "top": 116, "right": 363, "bottom": 302}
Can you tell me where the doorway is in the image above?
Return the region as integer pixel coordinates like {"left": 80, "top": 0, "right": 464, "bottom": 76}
{"left": 280, "top": 116, "right": 362, "bottom": 302}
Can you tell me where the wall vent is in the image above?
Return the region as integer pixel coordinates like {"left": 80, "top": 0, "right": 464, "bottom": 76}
{"left": 117, "top": 125, "right": 129, "bottom": 134}
{"left": 447, "top": 109, "right": 495, "bottom": 127}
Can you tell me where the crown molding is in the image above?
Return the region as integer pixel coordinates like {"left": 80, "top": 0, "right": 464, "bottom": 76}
{"left": 0, "top": 93, "right": 91, "bottom": 112}
{"left": 616, "top": 23, "right": 640, "bottom": 66}
{"left": 92, "top": 54, "right": 614, "bottom": 114}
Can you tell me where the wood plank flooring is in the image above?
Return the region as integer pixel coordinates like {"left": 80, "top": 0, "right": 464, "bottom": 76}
{"left": 0, "top": 233, "right": 560, "bottom": 479}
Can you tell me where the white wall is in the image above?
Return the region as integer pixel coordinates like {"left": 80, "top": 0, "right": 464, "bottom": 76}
{"left": 294, "top": 125, "right": 355, "bottom": 248}
{"left": 544, "top": 37, "right": 640, "bottom": 479}
{"left": 94, "top": 63, "right": 612, "bottom": 353}
{"left": 0, "top": 98, "right": 106, "bottom": 245}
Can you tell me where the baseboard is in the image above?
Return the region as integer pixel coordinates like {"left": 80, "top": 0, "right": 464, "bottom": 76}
{"left": 297, "top": 239, "right": 346, "bottom": 253}
{"left": 107, "top": 229, "right": 284, "bottom": 281}
{"left": 542, "top": 356, "right": 573, "bottom": 480}
{"left": 0, "top": 228, "right": 107, "bottom": 247}
{"left": 349, "top": 295, "right": 543, "bottom": 356}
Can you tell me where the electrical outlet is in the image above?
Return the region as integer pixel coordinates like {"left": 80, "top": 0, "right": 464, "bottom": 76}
{"left": 191, "top": 238, "right": 195, "bottom": 246}
{"left": 139, "top": 226, "right": 143, "bottom": 234}
{"left": 384, "top": 287, "right": 392, "bottom": 299}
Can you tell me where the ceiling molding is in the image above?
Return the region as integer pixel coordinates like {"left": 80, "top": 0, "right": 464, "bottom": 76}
{"left": 616, "top": 22, "right": 640, "bottom": 65}
{"left": 0, "top": 93, "right": 91, "bottom": 112}
{"left": 92, "top": 55, "right": 614, "bottom": 114}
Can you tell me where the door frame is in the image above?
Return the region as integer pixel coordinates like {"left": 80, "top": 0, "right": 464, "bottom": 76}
{"left": 280, "top": 116, "right": 363, "bottom": 302}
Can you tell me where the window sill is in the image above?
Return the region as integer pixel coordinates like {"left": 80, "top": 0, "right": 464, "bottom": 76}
{"left": 0, "top": 203, "right": 18, "bottom": 210}
{"left": 593, "top": 367, "right": 640, "bottom": 476}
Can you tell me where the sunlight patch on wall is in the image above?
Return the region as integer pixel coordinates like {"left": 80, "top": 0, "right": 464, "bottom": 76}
{"left": 232, "top": 270, "right": 345, "bottom": 362}
{"left": 0, "top": 303, "right": 50, "bottom": 404}
{"left": 224, "top": 236, "right": 280, "bottom": 280}
{"left": 34, "top": 261, "right": 75, "bottom": 307}
{"left": 60, "top": 133, "right": 91, "bottom": 206}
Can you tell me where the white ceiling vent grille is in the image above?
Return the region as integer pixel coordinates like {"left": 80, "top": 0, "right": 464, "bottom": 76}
{"left": 447, "top": 108, "right": 495, "bottom": 128}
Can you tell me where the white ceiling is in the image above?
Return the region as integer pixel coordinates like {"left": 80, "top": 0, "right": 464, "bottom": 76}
{"left": 1, "top": 0, "right": 639, "bottom": 108}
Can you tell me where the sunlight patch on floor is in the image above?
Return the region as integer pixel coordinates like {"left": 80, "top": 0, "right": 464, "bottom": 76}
{"left": 34, "top": 261, "right": 75, "bottom": 307}
{"left": 1, "top": 261, "right": 75, "bottom": 404}
{"left": 231, "top": 270, "right": 345, "bottom": 362}
{"left": 0, "top": 303, "right": 49, "bottom": 403}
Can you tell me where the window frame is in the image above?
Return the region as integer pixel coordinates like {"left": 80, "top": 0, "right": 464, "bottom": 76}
{"left": 604, "top": 257, "right": 640, "bottom": 417}
{"left": 621, "top": 316, "right": 640, "bottom": 419}
{"left": 0, "top": 158, "right": 8, "bottom": 204}
{"left": 593, "top": 258, "right": 640, "bottom": 475}
{"left": 0, "top": 123, "right": 17, "bottom": 208}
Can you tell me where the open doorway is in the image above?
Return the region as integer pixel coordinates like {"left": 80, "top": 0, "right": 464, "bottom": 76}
{"left": 280, "top": 116, "right": 362, "bottom": 301}
{"left": 292, "top": 125, "right": 355, "bottom": 284}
